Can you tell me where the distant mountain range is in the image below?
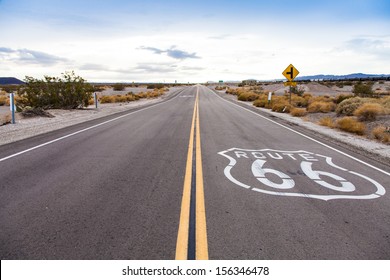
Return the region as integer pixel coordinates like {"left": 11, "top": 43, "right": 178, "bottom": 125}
{"left": 295, "top": 73, "right": 390, "bottom": 81}
{"left": 0, "top": 77, "right": 24, "bottom": 85}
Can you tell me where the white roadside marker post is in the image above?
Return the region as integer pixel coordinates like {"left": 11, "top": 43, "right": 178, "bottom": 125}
{"left": 268, "top": 92, "right": 272, "bottom": 105}
{"left": 94, "top": 92, "right": 98, "bottom": 109}
{"left": 10, "top": 92, "right": 15, "bottom": 124}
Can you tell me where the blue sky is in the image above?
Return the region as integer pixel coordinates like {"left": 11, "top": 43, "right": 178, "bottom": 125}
{"left": 0, "top": 0, "right": 389, "bottom": 82}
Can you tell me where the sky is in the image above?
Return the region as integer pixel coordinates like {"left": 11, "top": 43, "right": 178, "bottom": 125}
{"left": 0, "top": 0, "right": 389, "bottom": 83}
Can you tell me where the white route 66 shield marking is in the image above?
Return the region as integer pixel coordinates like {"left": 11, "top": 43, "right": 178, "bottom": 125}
{"left": 218, "top": 148, "right": 386, "bottom": 201}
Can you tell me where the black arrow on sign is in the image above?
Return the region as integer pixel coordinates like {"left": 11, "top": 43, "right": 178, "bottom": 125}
{"left": 286, "top": 67, "right": 294, "bottom": 80}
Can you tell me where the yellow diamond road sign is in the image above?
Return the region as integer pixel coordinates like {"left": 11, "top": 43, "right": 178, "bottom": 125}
{"left": 282, "top": 64, "right": 299, "bottom": 81}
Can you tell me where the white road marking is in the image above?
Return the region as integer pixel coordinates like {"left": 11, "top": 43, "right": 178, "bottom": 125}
{"left": 0, "top": 88, "right": 190, "bottom": 162}
{"left": 210, "top": 88, "right": 390, "bottom": 177}
{"left": 219, "top": 148, "right": 386, "bottom": 201}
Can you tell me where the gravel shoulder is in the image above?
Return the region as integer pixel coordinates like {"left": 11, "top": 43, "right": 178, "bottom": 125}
{"left": 0, "top": 87, "right": 184, "bottom": 146}
{"left": 214, "top": 90, "right": 390, "bottom": 161}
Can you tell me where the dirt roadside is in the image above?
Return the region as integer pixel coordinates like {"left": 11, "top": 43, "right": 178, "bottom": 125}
{"left": 0, "top": 87, "right": 184, "bottom": 146}
{"left": 214, "top": 89, "right": 390, "bottom": 163}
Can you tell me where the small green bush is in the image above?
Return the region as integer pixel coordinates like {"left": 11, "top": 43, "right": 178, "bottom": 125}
{"left": 336, "top": 97, "right": 367, "bottom": 116}
{"left": 353, "top": 82, "right": 373, "bottom": 97}
{"left": 113, "top": 84, "right": 126, "bottom": 91}
{"left": 334, "top": 94, "right": 353, "bottom": 104}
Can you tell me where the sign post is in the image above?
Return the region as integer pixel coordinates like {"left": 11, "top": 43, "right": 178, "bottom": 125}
{"left": 282, "top": 64, "right": 300, "bottom": 104}
{"left": 93, "top": 92, "right": 98, "bottom": 109}
{"left": 10, "top": 92, "right": 15, "bottom": 124}
{"left": 268, "top": 92, "right": 272, "bottom": 105}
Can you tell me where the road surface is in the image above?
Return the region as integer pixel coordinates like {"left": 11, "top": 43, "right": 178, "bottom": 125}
{"left": 1, "top": 85, "right": 389, "bottom": 259}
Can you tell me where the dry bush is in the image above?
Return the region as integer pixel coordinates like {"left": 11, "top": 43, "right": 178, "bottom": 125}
{"left": 336, "top": 97, "right": 368, "bottom": 116}
{"left": 226, "top": 88, "right": 240, "bottom": 95}
{"left": 272, "top": 102, "right": 292, "bottom": 113}
{"left": 336, "top": 117, "right": 366, "bottom": 135}
{"left": 238, "top": 92, "right": 259, "bottom": 101}
{"left": 334, "top": 94, "right": 354, "bottom": 104}
{"left": 380, "top": 96, "right": 390, "bottom": 113}
{"left": 290, "top": 108, "right": 307, "bottom": 117}
{"left": 302, "top": 93, "right": 312, "bottom": 100}
{"left": 100, "top": 96, "right": 115, "bottom": 103}
{"left": 253, "top": 97, "right": 268, "bottom": 108}
{"left": 308, "top": 95, "right": 333, "bottom": 104}
{"left": 215, "top": 86, "right": 227, "bottom": 90}
{"left": 372, "top": 126, "right": 390, "bottom": 143}
{"left": 291, "top": 95, "right": 308, "bottom": 107}
{"left": 0, "top": 96, "right": 8, "bottom": 106}
{"left": 0, "top": 113, "right": 12, "bottom": 125}
{"left": 318, "top": 116, "right": 334, "bottom": 128}
{"left": 307, "top": 101, "right": 336, "bottom": 113}
{"left": 354, "top": 103, "right": 385, "bottom": 121}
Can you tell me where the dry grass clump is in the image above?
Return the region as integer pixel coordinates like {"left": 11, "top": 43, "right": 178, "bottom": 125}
{"left": 380, "top": 96, "right": 390, "bottom": 112}
{"left": 253, "top": 97, "right": 268, "bottom": 108}
{"left": 318, "top": 116, "right": 335, "bottom": 128}
{"left": 99, "top": 89, "right": 164, "bottom": 104}
{"left": 308, "top": 95, "right": 333, "bottom": 104}
{"left": 334, "top": 94, "right": 353, "bottom": 104}
{"left": 353, "top": 103, "right": 385, "bottom": 121}
{"left": 336, "top": 117, "right": 366, "bottom": 135}
{"left": 336, "top": 97, "right": 368, "bottom": 116}
{"left": 272, "top": 102, "right": 292, "bottom": 113}
{"left": 290, "top": 108, "right": 307, "bottom": 117}
{"left": 0, "top": 95, "right": 8, "bottom": 106}
{"left": 238, "top": 92, "right": 259, "bottom": 101}
{"left": 372, "top": 126, "right": 390, "bottom": 143}
{"left": 290, "top": 95, "right": 308, "bottom": 107}
{"left": 307, "top": 101, "right": 336, "bottom": 113}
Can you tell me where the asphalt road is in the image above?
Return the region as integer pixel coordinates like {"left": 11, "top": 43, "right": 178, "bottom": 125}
{"left": 0, "top": 85, "right": 389, "bottom": 259}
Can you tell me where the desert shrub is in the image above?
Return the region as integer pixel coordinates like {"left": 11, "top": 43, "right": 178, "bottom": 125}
{"left": 290, "top": 108, "right": 307, "bottom": 117}
{"left": 215, "top": 86, "right": 227, "bottom": 90}
{"left": 100, "top": 96, "right": 115, "bottom": 103}
{"left": 372, "top": 126, "right": 390, "bottom": 143}
{"left": 334, "top": 94, "right": 353, "bottom": 104}
{"left": 336, "top": 117, "right": 366, "bottom": 135}
{"left": 21, "top": 108, "right": 54, "bottom": 118}
{"left": 18, "top": 71, "right": 93, "bottom": 109}
{"left": 336, "top": 97, "right": 367, "bottom": 116}
{"left": 146, "top": 84, "right": 164, "bottom": 90}
{"left": 308, "top": 95, "right": 333, "bottom": 104}
{"left": 0, "top": 96, "right": 8, "bottom": 106}
{"left": 302, "top": 93, "right": 312, "bottom": 100}
{"left": 353, "top": 103, "right": 385, "bottom": 121}
{"left": 291, "top": 95, "right": 308, "bottom": 107}
{"left": 290, "top": 85, "right": 305, "bottom": 96}
{"left": 253, "top": 98, "right": 267, "bottom": 108}
{"left": 380, "top": 96, "right": 390, "bottom": 112}
{"left": 353, "top": 82, "right": 373, "bottom": 97}
{"left": 238, "top": 92, "right": 259, "bottom": 101}
{"left": 226, "top": 88, "right": 239, "bottom": 95}
{"left": 318, "top": 116, "right": 334, "bottom": 128}
{"left": 307, "top": 101, "right": 336, "bottom": 113}
{"left": 272, "top": 102, "right": 292, "bottom": 113}
{"left": 113, "top": 84, "right": 126, "bottom": 91}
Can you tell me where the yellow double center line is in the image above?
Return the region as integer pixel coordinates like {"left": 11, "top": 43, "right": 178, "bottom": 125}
{"left": 175, "top": 87, "right": 208, "bottom": 260}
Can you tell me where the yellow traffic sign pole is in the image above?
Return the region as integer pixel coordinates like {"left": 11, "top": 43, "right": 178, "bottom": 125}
{"left": 282, "top": 64, "right": 299, "bottom": 105}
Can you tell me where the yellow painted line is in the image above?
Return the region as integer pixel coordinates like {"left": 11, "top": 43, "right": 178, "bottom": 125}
{"left": 175, "top": 89, "right": 197, "bottom": 260}
{"left": 195, "top": 88, "right": 209, "bottom": 260}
